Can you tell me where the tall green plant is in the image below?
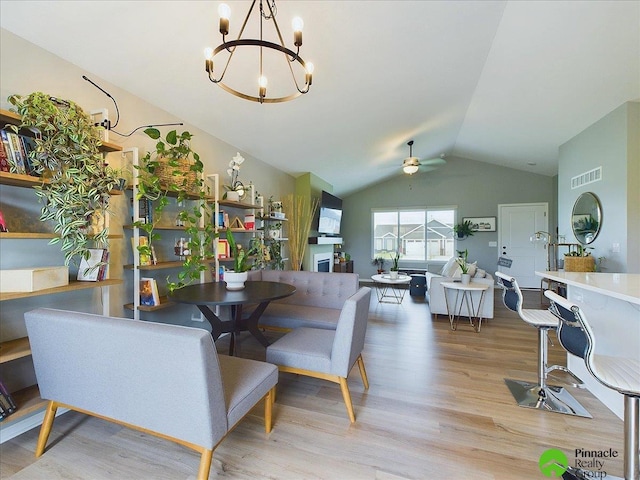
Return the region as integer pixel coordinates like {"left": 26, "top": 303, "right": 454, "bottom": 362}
{"left": 225, "top": 228, "right": 256, "bottom": 272}
{"left": 8, "top": 92, "right": 119, "bottom": 266}
{"left": 136, "top": 128, "right": 216, "bottom": 291}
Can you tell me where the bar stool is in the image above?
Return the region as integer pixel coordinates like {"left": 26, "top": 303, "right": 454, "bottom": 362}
{"left": 546, "top": 290, "right": 640, "bottom": 480}
{"left": 495, "top": 272, "right": 589, "bottom": 417}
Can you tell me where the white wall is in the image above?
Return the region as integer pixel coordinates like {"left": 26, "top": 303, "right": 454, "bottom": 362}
{"left": 558, "top": 101, "right": 639, "bottom": 273}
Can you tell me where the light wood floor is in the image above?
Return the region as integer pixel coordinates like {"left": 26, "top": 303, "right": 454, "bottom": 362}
{"left": 1, "top": 289, "right": 624, "bottom": 479}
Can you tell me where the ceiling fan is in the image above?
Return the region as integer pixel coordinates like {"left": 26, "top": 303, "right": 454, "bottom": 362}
{"left": 402, "top": 140, "right": 446, "bottom": 175}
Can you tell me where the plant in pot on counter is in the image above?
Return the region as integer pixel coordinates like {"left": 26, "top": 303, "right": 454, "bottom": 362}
{"left": 8, "top": 92, "right": 120, "bottom": 267}
{"left": 456, "top": 249, "right": 471, "bottom": 284}
{"left": 224, "top": 228, "right": 257, "bottom": 290}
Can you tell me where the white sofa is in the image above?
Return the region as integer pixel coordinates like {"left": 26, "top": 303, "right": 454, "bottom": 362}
{"left": 425, "top": 258, "right": 494, "bottom": 319}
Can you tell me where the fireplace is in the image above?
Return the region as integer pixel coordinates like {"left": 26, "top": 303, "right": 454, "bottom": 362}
{"left": 313, "top": 252, "right": 333, "bottom": 273}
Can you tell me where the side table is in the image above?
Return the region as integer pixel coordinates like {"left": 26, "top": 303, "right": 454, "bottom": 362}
{"left": 371, "top": 273, "right": 411, "bottom": 304}
{"left": 441, "top": 281, "right": 490, "bottom": 332}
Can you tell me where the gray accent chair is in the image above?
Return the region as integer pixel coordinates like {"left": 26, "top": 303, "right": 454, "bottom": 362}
{"left": 24, "top": 308, "right": 278, "bottom": 480}
{"left": 266, "top": 287, "right": 371, "bottom": 423}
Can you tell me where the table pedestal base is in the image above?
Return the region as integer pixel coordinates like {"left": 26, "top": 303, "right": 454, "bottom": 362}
{"left": 504, "top": 379, "right": 591, "bottom": 418}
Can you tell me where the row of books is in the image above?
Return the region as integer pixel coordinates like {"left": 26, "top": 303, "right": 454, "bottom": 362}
{"left": 131, "top": 197, "right": 153, "bottom": 225}
{"left": 0, "top": 379, "right": 17, "bottom": 421}
{"left": 131, "top": 236, "right": 158, "bottom": 266}
{"left": 77, "top": 248, "right": 110, "bottom": 281}
{"left": 140, "top": 277, "right": 160, "bottom": 306}
{"left": 0, "top": 129, "right": 38, "bottom": 176}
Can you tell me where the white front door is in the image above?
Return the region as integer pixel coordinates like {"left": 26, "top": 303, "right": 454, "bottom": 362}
{"left": 498, "top": 203, "right": 548, "bottom": 288}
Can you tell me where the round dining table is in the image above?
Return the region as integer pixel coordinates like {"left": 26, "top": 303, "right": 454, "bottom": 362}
{"left": 169, "top": 280, "right": 296, "bottom": 355}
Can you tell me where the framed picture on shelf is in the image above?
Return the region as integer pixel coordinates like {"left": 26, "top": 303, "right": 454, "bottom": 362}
{"left": 217, "top": 239, "right": 229, "bottom": 258}
{"left": 462, "top": 216, "right": 496, "bottom": 232}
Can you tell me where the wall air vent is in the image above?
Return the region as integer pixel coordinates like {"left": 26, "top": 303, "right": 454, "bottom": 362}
{"left": 571, "top": 166, "right": 602, "bottom": 189}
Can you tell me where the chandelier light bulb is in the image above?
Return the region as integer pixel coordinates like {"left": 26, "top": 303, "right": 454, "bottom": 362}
{"left": 259, "top": 76, "right": 268, "bottom": 88}
{"left": 218, "top": 3, "right": 230, "bottom": 36}
{"left": 218, "top": 3, "right": 231, "bottom": 19}
{"left": 292, "top": 17, "right": 304, "bottom": 32}
{"left": 204, "top": 47, "right": 213, "bottom": 60}
{"left": 306, "top": 62, "right": 314, "bottom": 74}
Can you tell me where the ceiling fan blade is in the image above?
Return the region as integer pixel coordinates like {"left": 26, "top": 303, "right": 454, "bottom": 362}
{"left": 420, "top": 157, "right": 447, "bottom": 167}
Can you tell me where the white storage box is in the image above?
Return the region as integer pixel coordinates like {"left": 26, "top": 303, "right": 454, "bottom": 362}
{"left": 0, "top": 267, "right": 69, "bottom": 293}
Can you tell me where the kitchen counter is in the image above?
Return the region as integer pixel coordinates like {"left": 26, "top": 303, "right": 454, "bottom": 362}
{"left": 536, "top": 271, "right": 640, "bottom": 419}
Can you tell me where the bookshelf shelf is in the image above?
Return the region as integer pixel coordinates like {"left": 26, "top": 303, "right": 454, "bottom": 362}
{"left": 124, "top": 259, "right": 217, "bottom": 271}
{"left": 0, "top": 278, "right": 123, "bottom": 302}
{"left": 0, "top": 232, "right": 123, "bottom": 240}
{"left": 1, "top": 385, "right": 47, "bottom": 425}
{"left": 0, "top": 337, "right": 31, "bottom": 363}
{"left": 124, "top": 296, "right": 175, "bottom": 312}
{"left": 1, "top": 109, "right": 122, "bottom": 153}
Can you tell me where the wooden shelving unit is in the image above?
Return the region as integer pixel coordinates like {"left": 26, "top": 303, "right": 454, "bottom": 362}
{"left": 0, "top": 109, "right": 123, "bottom": 431}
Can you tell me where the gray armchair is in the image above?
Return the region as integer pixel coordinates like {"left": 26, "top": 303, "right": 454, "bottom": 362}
{"left": 24, "top": 308, "right": 278, "bottom": 480}
{"left": 266, "top": 287, "right": 372, "bottom": 422}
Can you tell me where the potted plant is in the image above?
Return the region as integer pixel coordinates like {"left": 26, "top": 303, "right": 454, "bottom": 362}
{"left": 8, "top": 92, "right": 120, "bottom": 267}
{"left": 223, "top": 152, "right": 246, "bottom": 201}
{"left": 372, "top": 256, "right": 386, "bottom": 274}
{"left": 453, "top": 220, "right": 474, "bottom": 240}
{"left": 224, "top": 228, "right": 257, "bottom": 290}
{"left": 389, "top": 251, "right": 401, "bottom": 279}
{"left": 456, "top": 249, "right": 471, "bottom": 284}
{"left": 136, "top": 128, "right": 216, "bottom": 292}
{"left": 564, "top": 244, "right": 595, "bottom": 272}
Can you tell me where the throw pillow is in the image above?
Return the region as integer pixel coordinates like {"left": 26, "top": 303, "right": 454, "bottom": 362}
{"left": 440, "top": 257, "right": 459, "bottom": 277}
{"left": 475, "top": 268, "right": 486, "bottom": 278}
{"left": 467, "top": 261, "right": 478, "bottom": 277}
{"left": 452, "top": 264, "right": 463, "bottom": 278}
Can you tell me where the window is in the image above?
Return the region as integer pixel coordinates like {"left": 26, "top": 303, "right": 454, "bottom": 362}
{"left": 372, "top": 208, "right": 455, "bottom": 263}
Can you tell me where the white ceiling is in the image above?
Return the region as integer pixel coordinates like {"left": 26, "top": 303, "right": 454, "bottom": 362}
{"left": 1, "top": 1, "right": 639, "bottom": 196}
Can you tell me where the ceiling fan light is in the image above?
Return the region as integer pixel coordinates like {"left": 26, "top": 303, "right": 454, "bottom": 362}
{"left": 403, "top": 164, "right": 419, "bottom": 175}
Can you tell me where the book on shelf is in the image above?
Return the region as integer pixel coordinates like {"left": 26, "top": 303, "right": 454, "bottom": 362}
{"left": 140, "top": 277, "right": 160, "bottom": 306}
{"left": 0, "top": 135, "right": 10, "bottom": 173}
{"left": 0, "top": 379, "right": 17, "bottom": 420}
{"left": 131, "top": 197, "right": 153, "bottom": 225}
{"left": 131, "top": 236, "right": 152, "bottom": 266}
{"left": 20, "top": 135, "right": 38, "bottom": 176}
{"left": 77, "top": 248, "right": 109, "bottom": 281}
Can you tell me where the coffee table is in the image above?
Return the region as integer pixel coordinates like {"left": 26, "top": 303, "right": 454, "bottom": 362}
{"left": 441, "top": 281, "right": 490, "bottom": 332}
{"left": 371, "top": 273, "right": 411, "bottom": 304}
{"left": 169, "top": 280, "right": 296, "bottom": 355}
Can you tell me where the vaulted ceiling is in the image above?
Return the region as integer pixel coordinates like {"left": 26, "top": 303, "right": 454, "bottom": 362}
{"left": 1, "top": 1, "right": 638, "bottom": 196}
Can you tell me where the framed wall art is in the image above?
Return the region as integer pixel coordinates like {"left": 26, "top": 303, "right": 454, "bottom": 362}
{"left": 463, "top": 216, "right": 496, "bottom": 232}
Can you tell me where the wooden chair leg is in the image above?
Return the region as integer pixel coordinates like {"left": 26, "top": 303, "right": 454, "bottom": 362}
{"left": 356, "top": 354, "right": 369, "bottom": 390}
{"left": 338, "top": 377, "right": 356, "bottom": 423}
{"left": 264, "top": 386, "right": 275, "bottom": 434}
{"left": 196, "top": 449, "right": 213, "bottom": 480}
{"left": 35, "top": 401, "right": 58, "bottom": 457}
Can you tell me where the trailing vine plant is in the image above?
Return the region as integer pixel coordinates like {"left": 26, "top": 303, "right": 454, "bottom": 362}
{"left": 135, "top": 128, "right": 216, "bottom": 292}
{"left": 8, "top": 92, "right": 120, "bottom": 266}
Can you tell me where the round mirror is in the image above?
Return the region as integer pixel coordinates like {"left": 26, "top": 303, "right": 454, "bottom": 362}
{"left": 571, "top": 192, "right": 602, "bottom": 244}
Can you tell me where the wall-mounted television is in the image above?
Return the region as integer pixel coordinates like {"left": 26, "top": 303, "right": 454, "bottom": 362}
{"left": 318, "top": 190, "right": 343, "bottom": 236}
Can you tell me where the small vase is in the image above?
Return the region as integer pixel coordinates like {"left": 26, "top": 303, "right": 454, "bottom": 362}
{"left": 389, "top": 270, "right": 399, "bottom": 279}
{"left": 461, "top": 273, "right": 471, "bottom": 285}
{"left": 224, "top": 271, "right": 248, "bottom": 290}
{"left": 226, "top": 191, "right": 240, "bottom": 202}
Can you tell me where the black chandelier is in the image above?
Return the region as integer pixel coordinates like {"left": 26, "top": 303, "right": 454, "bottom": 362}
{"left": 204, "top": 0, "right": 314, "bottom": 104}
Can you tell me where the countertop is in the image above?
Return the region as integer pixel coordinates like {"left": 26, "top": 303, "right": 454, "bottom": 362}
{"left": 535, "top": 271, "right": 640, "bottom": 305}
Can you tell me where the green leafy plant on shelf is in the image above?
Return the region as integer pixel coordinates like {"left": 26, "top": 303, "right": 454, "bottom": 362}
{"left": 8, "top": 92, "right": 120, "bottom": 267}
{"left": 135, "top": 127, "right": 216, "bottom": 292}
